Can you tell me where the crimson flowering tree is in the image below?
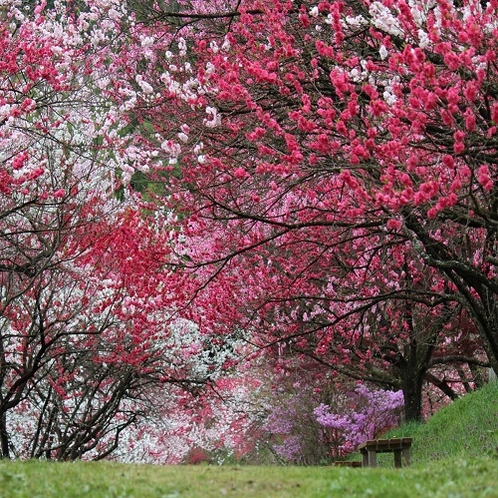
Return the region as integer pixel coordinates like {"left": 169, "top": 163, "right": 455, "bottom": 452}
{"left": 102, "top": 0, "right": 498, "bottom": 422}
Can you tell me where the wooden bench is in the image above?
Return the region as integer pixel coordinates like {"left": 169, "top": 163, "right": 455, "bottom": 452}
{"left": 357, "top": 437, "right": 413, "bottom": 468}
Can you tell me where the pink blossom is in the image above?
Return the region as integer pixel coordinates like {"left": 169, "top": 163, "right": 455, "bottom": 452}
{"left": 427, "top": 207, "right": 438, "bottom": 219}
{"left": 477, "top": 165, "right": 494, "bottom": 192}
{"left": 234, "top": 167, "right": 248, "bottom": 179}
{"left": 386, "top": 219, "right": 402, "bottom": 231}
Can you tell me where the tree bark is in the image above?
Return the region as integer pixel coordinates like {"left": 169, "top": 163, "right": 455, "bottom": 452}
{"left": 0, "top": 410, "right": 10, "bottom": 458}
{"left": 402, "top": 374, "right": 424, "bottom": 422}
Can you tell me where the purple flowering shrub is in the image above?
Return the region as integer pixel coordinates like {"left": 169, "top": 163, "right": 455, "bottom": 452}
{"left": 314, "top": 385, "right": 404, "bottom": 455}
{"left": 262, "top": 382, "right": 404, "bottom": 463}
{"left": 263, "top": 386, "right": 332, "bottom": 464}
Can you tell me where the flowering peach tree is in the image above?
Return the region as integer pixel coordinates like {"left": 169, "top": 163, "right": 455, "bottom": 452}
{"left": 3, "top": 0, "right": 497, "bottom": 460}
{"left": 101, "top": 0, "right": 498, "bottom": 423}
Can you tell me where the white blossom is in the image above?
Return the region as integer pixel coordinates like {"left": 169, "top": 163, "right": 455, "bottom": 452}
{"left": 369, "top": 2, "right": 404, "bottom": 37}
{"left": 178, "top": 37, "right": 187, "bottom": 56}
{"left": 0, "top": 104, "right": 12, "bottom": 120}
{"left": 418, "top": 29, "right": 430, "bottom": 49}
{"left": 136, "top": 75, "right": 153, "bottom": 94}
{"left": 141, "top": 36, "right": 155, "bottom": 48}
{"left": 203, "top": 106, "right": 221, "bottom": 128}
{"left": 344, "top": 15, "right": 368, "bottom": 27}
{"left": 161, "top": 141, "right": 181, "bottom": 157}
{"left": 108, "top": 8, "right": 121, "bottom": 20}
{"left": 309, "top": 6, "right": 319, "bottom": 17}
{"left": 383, "top": 89, "right": 397, "bottom": 106}
{"left": 119, "top": 96, "right": 137, "bottom": 111}
{"left": 205, "top": 62, "right": 215, "bottom": 75}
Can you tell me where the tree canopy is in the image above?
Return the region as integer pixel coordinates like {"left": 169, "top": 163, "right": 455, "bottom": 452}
{"left": 100, "top": 0, "right": 498, "bottom": 421}
{"left": 1, "top": 0, "right": 496, "bottom": 459}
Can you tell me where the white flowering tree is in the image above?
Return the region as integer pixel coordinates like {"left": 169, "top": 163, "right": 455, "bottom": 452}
{"left": 0, "top": 0, "right": 239, "bottom": 460}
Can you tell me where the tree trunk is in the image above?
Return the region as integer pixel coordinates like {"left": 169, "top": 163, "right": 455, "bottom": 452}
{"left": 402, "top": 375, "right": 424, "bottom": 422}
{"left": 0, "top": 410, "right": 10, "bottom": 458}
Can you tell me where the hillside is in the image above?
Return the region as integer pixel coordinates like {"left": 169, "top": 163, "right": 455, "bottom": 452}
{"left": 384, "top": 381, "right": 498, "bottom": 464}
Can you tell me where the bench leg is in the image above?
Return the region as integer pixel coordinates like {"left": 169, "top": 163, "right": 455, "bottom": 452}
{"left": 394, "top": 450, "right": 402, "bottom": 468}
{"left": 362, "top": 451, "right": 369, "bottom": 467}
{"left": 402, "top": 448, "right": 410, "bottom": 466}
{"left": 367, "top": 450, "right": 377, "bottom": 467}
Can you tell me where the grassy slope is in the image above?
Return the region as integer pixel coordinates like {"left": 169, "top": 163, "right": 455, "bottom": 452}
{"left": 384, "top": 380, "right": 498, "bottom": 464}
{"left": 0, "top": 382, "right": 496, "bottom": 498}
{"left": 414, "top": 381, "right": 498, "bottom": 462}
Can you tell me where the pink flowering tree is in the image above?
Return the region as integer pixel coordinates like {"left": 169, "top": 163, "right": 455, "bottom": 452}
{"left": 99, "top": 0, "right": 498, "bottom": 423}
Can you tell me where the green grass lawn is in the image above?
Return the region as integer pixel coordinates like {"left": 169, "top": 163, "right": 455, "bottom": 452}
{"left": 0, "top": 382, "right": 496, "bottom": 497}
{"left": 0, "top": 457, "right": 495, "bottom": 498}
